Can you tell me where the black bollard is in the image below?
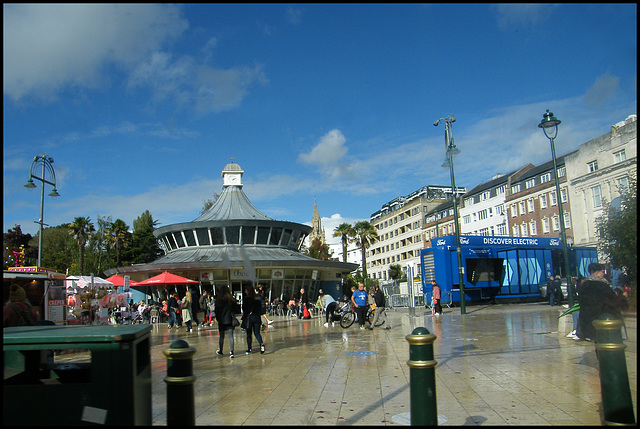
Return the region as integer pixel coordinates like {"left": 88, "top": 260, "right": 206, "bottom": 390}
{"left": 592, "top": 313, "right": 635, "bottom": 425}
{"left": 405, "top": 327, "right": 438, "bottom": 426}
{"left": 163, "top": 339, "right": 197, "bottom": 426}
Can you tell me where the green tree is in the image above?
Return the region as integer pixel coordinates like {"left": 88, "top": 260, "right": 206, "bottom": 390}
{"left": 389, "top": 264, "right": 404, "bottom": 282}
{"left": 201, "top": 192, "right": 220, "bottom": 214}
{"left": 3, "top": 225, "right": 32, "bottom": 269}
{"left": 352, "top": 221, "right": 378, "bottom": 285}
{"left": 304, "top": 237, "right": 333, "bottom": 260}
{"left": 108, "top": 219, "right": 131, "bottom": 267}
{"left": 128, "top": 210, "right": 163, "bottom": 264}
{"left": 596, "top": 177, "right": 637, "bottom": 298}
{"left": 333, "top": 222, "right": 355, "bottom": 263}
{"left": 69, "top": 216, "right": 95, "bottom": 275}
{"left": 29, "top": 224, "right": 75, "bottom": 274}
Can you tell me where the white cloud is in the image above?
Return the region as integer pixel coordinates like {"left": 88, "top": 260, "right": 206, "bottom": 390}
{"left": 298, "top": 129, "right": 352, "bottom": 178}
{"left": 584, "top": 73, "right": 620, "bottom": 108}
{"left": 3, "top": 4, "right": 188, "bottom": 101}
{"left": 493, "top": 4, "right": 554, "bottom": 30}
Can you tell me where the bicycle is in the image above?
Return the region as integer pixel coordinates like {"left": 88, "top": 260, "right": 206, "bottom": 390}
{"left": 339, "top": 304, "right": 385, "bottom": 328}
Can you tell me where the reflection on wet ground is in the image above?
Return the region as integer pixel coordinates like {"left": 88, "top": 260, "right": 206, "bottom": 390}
{"left": 146, "top": 303, "right": 636, "bottom": 425}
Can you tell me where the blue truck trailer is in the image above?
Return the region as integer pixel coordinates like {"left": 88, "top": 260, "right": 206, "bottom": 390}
{"left": 420, "top": 235, "right": 598, "bottom": 304}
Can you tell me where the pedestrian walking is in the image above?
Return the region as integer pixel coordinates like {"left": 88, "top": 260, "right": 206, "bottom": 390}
{"left": 242, "top": 285, "right": 266, "bottom": 354}
{"left": 167, "top": 293, "right": 180, "bottom": 329}
{"left": 181, "top": 290, "right": 194, "bottom": 332}
{"left": 577, "top": 262, "right": 623, "bottom": 342}
{"left": 351, "top": 283, "right": 369, "bottom": 329}
{"left": 257, "top": 284, "right": 274, "bottom": 326}
{"left": 431, "top": 280, "right": 442, "bottom": 316}
{"left": 369, "top": 285, "right": 391, "bottom": 330}
{"left": 199, "top": 290, "right": 210, "bottom": 327}
{"left": 215, "top": 285, "right": 238, "bottom": 358}
{"left": 190, "top": 287, "right": 201, "bottom": 328}
{"left": 299, "top": 287, "right": 311, "bottom": 319}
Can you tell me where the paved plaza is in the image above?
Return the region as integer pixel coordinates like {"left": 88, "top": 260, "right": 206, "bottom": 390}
{"left": 148, "top": 303, "right": 637, "bottom": 426}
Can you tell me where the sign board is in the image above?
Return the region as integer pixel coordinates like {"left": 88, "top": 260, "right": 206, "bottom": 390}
{"left": 124, "top": 275, "right": 130, "bottom": 292}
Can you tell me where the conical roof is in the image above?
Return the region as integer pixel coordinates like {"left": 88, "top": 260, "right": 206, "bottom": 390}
{"left": 192, "top": 166, "right": 271, "bottom": 221}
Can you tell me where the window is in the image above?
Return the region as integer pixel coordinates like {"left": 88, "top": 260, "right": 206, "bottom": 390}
{"left": 560, "top": 188, "right": 568, "bottom": 203}
{"left": 520, "top": 223, "right": 528, "bottom": 237}
{"left": 480, "top": 191, "right": 490, "bottom": 201}
{"left": 540, "top": 173, "right": 551, "bottom": 184}
{"left": 511, "top": 184, "right": 521, "bottom": 194}
{"left": 552, "top": 215, "right": 560, "bottom": 231}
{"left": 542, "top": 218, "right": 550, "bottom": 233}
{"left": 496, "top": 185, "right": 506, "bottom": 195}
{"left": 512, "top": 225, "right": 519, "bottom": 236}
{"left": 478, "top": 209, "right": 488, "bottom": 220}
{"left": 563, "top": 212, "right": 571, "bottom": 229}
{"left": 550, "top": 191, "right": 557, "bottom": 206}
{"left": 464, "top": 197, "right": 473, "bottom": 206}
{"left": 592, "top": 185, "right": 602, "bottom": 208}
{"left": 496, "top": 204, "right": 504, "bottom": 215}
{"left": 463, "top": 215, "right": 471, "bottom": 224}
{"left": 617, "top": 176, "right": 630, "bottom": 193}
{"left": 525, "top": 178, "right": 535, "bottom": 189}
{"left": 539, "top": 194, "right": 548, "bottom": 209}
{"left": 588, "top": 160, "right": 598, "bottom": 173}
{"left": 527, "top": 199, "right": 535, "bottom": 213}
{"left": 511, "top": 205, "right": 518, "bottom": 218}
{"left": 496, "top": 224, "right": 508, "bottom": 235}
{"left": 529, "top": 220, "right": 537, "bottom": 236}
{"left": 519, "top": 201, "right": 526, "bottom": 215}
{"left": 558, "top": 166, "right": 566, "bottom": 177}
{"left": 614, "top": 149, "right": 626, "bottom": 163}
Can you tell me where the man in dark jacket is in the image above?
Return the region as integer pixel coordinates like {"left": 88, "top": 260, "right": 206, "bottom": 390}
{"left": 368, "top": 285, "right": 391, "bottom": 330}
{"left": 577, "top": 263, "right": 622, "bottom": 342}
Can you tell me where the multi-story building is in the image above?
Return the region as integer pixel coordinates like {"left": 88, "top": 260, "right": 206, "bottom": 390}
{"left": 505, "top": 154, "right": 576, "bottom": 247}
{"left": 460, "top": 165, "right": 534, "bottom": 237}
{"left": 565, "top": 114, "right": 637, "bottom": 250}
{"left": 423, "top": 200, "right": 456, "bottom": 245}
{"left": 368, "top": 185, "right": 466, "bottom": 282}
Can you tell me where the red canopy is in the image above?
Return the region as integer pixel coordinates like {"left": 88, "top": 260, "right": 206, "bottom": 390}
{"left": 135, "top": 271, "right": 198, "bottom": 287}
{"left": 104, "top": 274, "right": 138, "bottom": 287}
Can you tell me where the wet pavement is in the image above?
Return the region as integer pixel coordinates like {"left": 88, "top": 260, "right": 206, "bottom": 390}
{"left": 148, "top": 303, "right": 637, "bottom": 425}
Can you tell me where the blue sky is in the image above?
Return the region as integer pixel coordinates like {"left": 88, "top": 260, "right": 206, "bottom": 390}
{"left": 3, "top": 4, "right": 637, "bottom": 248}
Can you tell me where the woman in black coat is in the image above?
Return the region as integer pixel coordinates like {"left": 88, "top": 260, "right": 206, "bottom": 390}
{"left": 242, "top": 285, "right": 265, "bottom": 354}
{"left": 215, "top": 285, "right": 237, "bottom": 358}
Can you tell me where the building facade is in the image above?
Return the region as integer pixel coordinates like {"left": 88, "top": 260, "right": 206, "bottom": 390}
{"left": 564, "top": 114, "right": 637, "bottom": 250}
{"left": 368, "top": 185, "right": 466, "bottom": 282}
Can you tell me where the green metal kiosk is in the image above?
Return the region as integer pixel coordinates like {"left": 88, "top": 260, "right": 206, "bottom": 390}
{"left": 3, "top": 324, "right": 152, "bottom": 425}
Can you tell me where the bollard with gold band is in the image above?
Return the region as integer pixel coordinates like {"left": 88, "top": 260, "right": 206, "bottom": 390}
{"left": 163, "top": 339, "right": 197, "bottom": 426}
{"left": 592, "top": 313, "right": 635, "bottom": 425}
{"left": 406, "top": 327, "right": 438, "bottom": 426}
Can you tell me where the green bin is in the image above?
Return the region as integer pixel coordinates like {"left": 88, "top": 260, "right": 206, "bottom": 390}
{"left": 3, "top": 324, "right": 152, "bottom": 425}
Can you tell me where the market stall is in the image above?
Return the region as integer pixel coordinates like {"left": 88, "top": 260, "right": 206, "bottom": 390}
{"left": 65, "top": 276, "right": 115, "bottom": 325}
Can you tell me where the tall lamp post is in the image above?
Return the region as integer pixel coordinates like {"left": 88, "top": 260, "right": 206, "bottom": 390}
{"left": 434, "top": 115, "right": 466, "bottom": 315}
{"left": 24, "top": 154, "right": 60, "bottom": 268}
{"left": 538, "top": 110, "right": 573, "bottom": 307}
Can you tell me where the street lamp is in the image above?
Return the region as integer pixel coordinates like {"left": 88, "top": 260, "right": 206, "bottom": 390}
{"left": 24, "top": 154, "right": 60, "bottom": 268}
{"left": 434, "top": 115, "right": 466, "bottom": 315}
{"left": 538, "top": 110, "right": 574, "bottom": 307}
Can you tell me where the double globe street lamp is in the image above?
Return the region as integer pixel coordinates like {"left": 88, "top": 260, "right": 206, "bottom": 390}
{"left": 434, "top": 115, "right": 466, "bottom": 315}
{"left": 24, "top": 154, "right": 60, "bottom": 269}
{"left": 538, "top": 110, "right": 574, "bottom": 307}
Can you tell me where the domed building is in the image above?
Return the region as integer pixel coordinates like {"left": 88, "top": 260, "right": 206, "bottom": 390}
{"left": 105, "top": 163, "right": 358, "bottom": 302}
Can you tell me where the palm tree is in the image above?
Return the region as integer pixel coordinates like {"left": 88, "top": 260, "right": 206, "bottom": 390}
{"left": 108, "top": 219, "right": 131, "bottom": 267}
{"left": 352, "top": 221, "right": 378, "bottom": 285}
{"left": 333, "top": 223, "right": 355, "bottom": 263}
{"left": 69, "top": 217, "right": 95, "bottom": 275}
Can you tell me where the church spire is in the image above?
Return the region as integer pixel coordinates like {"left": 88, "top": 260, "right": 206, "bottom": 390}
{"left": 309, "top": 198, "right": 326, "bottom": 245}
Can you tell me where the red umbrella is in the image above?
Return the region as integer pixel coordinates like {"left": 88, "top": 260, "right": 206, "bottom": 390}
{"left": 135, "top": 271, "right": 198, "bottom": 287}
{"left": 104, "top": 274, "right": 138, "bottom": 287}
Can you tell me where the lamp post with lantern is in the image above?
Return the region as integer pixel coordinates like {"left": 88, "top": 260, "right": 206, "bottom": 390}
{"left": 24, "top": 154, "right": 60, "bottom": 268}
{"left": 538, "top": 110, "right": 574, "bottom": 307}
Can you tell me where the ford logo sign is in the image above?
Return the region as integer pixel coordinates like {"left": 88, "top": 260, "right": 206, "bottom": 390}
{"left": 550, "top": 239, "right": 560, "bottom": 246}
{"left": 436, "top": 239, "right": 446, "bottom": 246}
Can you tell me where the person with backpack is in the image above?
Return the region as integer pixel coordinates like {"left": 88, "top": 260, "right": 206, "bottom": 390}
{"left": 4, "top": 284, "right": 38, "bottom": 327}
